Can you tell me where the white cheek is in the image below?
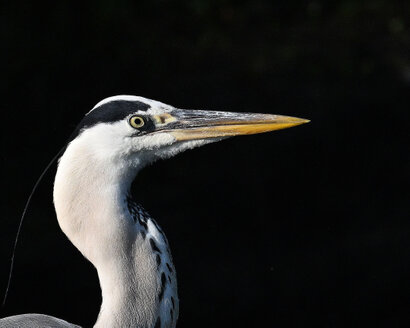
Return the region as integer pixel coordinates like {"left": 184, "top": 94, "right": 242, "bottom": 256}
{"left": 132, "top": 133, "right": 176, "bottom": 151}
{"left": 70, "top": 122, "right": 135, "bottom": 164}
{"left": 152, "top": 138, "right": 220, "bottom": 160}
{"left": 92, "top": 126, "right": 128, "bottom": 159}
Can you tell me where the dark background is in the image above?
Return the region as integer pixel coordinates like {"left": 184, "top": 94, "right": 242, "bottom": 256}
{"left": 1, "top": 1, "right": 409, "bottom": 327}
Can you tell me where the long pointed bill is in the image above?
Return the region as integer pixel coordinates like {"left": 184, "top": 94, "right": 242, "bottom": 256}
{"left": 158, "top": 109, "right": 309, "bottom": 141}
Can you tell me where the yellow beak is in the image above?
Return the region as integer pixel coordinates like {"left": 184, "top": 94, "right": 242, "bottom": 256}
{"left": 158, "top": 109, "right": 309, "bottom": 141}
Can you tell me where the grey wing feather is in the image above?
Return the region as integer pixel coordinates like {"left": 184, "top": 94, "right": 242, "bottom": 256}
{"left": 0, "top": 314, "right": 81, "bottom": 328}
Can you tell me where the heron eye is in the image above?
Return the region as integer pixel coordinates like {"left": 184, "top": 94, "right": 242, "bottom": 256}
{"left": 129, "top": 116, "right": 145, "bottom": 129}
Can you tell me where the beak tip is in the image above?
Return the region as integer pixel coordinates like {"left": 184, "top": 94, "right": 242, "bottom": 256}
{"left": 286, "top": 117, "right": 310, "bottom": 126}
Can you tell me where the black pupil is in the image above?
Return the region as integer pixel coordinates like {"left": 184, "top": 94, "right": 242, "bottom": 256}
{"left": 134, "top": 117, "right": 143, "bottom": 125}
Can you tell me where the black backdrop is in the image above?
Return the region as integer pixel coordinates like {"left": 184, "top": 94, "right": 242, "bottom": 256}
{"left": 1, "top": 1, "right": 409, "bottom": 327}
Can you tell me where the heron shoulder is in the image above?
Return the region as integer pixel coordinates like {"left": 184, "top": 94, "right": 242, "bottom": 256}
{"left": 0, "top": 313, "right": 81, "bottom": 328}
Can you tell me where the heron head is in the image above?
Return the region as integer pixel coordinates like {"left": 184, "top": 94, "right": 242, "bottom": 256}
{"left": 67, "top": 95, "right": 309, "bottom": 172}
{"left": 55, "top": 95, "right": 309, "bottom": 260}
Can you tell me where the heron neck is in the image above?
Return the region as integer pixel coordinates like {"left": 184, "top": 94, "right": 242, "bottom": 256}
{"left": 94, "top": 236, "right": 160, "bottom": 328}
{"left": 54, "top": 143, "right": 177, "bottom": 328}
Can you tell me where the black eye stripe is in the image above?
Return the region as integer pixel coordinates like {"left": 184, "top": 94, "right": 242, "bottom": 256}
{"left": 68, "top": 100, "right": 151, "bottom": 142}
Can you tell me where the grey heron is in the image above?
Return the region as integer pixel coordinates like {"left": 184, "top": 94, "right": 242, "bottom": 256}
{"left": 0, "top": 95, "right": 309, "bottom": 328}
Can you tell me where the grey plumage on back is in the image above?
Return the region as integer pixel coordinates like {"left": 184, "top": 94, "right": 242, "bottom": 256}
{"left": 0, "top": 314, "right": 81, "bottom": 328}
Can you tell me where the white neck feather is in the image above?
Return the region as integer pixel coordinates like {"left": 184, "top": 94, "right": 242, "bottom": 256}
{"left": 53, "top": 133, "right": 178, "bottom": 328}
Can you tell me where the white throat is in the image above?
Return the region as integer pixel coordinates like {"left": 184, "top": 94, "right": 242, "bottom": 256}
{"left": 53, "top": 132, "right": 178, "bottom": 328}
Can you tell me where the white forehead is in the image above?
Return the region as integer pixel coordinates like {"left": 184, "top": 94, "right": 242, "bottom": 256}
{"left": 90, "top": 95, "right": 175, "bottom": 114}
